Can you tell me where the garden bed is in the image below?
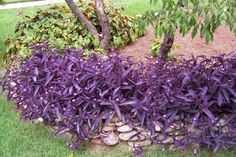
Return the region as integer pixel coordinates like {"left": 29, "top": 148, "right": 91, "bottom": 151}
{"left": 119, "top": 26, "right": 236, "bottom": 62}
{"left": 2, "top": 44, "right": 236, "bottom": 155}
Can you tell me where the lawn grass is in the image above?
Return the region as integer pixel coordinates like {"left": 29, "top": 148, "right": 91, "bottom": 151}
{"left": 1, "top": 96, "right": 235, "bottom": 157}
{"left": 4, "top": 0, "right": 32, "bottom": 4}
{"left": 0, "top": 1, "right": 235, "bottom": 157}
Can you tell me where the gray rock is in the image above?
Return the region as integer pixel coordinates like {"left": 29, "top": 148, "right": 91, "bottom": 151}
{"left": 119, "top": 130, "right": 138, "bottom": 141}
{"left": 129, "top": 134, "right": 146, "bottom": 142}
{"left": 102, "top": 126, "right": 115, "bottom": 132}
{"left": 188, "top": 127, "right": 201, "bottom": 134}
{"left": 140, "top": 130, "right": 151, "bottom": 136}
{"left": 115, "top": 121, "right": 125, "bottom": 127}
{"left": 102, "top": 132, "right": 118, "bottom": 146}
{"left": 111, "top": 116, "right": 119, "bottom": 123}
{"left": 107, "top": 122, "right": 115, "bottom": 127}
{"left": 117, "top": 125, "right": 132, "bottom": 132}
{"left": 175, "top": 136, "right": 184, "bottom": 140}
{"left": 162, "top": 137, "right": 174, "bottom": 144}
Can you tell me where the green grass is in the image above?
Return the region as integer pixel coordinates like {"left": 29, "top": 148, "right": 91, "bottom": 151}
{"left": 0, "top": 96, "right": 235, "bottom": 157}
{"left": 0, "top": 1, "right": 235, "bottom": 157}
{"left": 4, "top": 0, "right": 32, "bottom": 4}
{"left": 0, "top": 7, "right": 41, "bottom": 60}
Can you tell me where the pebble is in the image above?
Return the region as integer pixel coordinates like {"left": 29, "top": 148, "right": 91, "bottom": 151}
{"left": 154, "top": 123, "right": 162, "bottom": 132}
{"left": 10, "top": 81, "right": 17, "bottom": 88}
{"left": 222, "top": 126, "right": 229, "bottom": 133}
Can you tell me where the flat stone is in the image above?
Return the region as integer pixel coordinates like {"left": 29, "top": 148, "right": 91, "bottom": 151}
{"left": 166, "top": 127, "right": 174, "bottom": 133}
{"left": 32, "top": 117, "right": 44, "bottom": 124}
{"left": 175, "top": 136, "right": 184, "bottom": 140}
{"left": 102, "top": 126, "right": 115, "bottom": 132}
{"left": 119, "top": 130, "right": 138, "bottom": 141}
{"left": 135, "top": 126, "right": 144, "bottom": 131}
{"left": 115, "top": 121, "right": 125, "bottom": 127}
{"left": 102, "top": 132, "right": 118, "bottom": 146}
{"left": 168, "top": 130, "right": 183, "bottom": 136}
{"left": 111, "top": 116, "right": 120, "bottom": 123}
{"left": 107, "top": 122, "right": 115, "bottom": 127}
{"left": 10, "top": 81, "right": 17, "bottom": 88}
{"left": 117, "top": 125, "right": 132, "bottom": 132}
{"left": 91, "top": 138, "right": 103, "bottom": 145}
{"left": 55, "top": 118, "right": 61, "bottom": 123}
{"left": 169, "top": 145, "right": 177, "bottom": 151}
{"left": 140, "top": 130, "right": 151, "bottom": 136}
{"left": 188, "top": 127, "right": 201, "bottom": 134}
{"left": 128, "top": 140, "right": 152, "bottom": 147}
{"left": 129, "top": 134, "right": 146, "bottom": 142}
{"left": 162, "top": 137, "right": 174, "bottom": 144}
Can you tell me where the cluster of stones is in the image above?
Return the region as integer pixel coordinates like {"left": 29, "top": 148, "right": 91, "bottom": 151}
{"left": 90, "top": 116, "right": 230, "bottom": 151}
{"left": 39, "top": 113, "right": 229, "bottom": 151}
{"left": 91, "top": 117, "right": 153, "bottom": 147}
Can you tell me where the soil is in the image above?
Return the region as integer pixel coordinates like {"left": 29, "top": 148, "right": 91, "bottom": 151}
{"left": 119, "top": 25, "right": 236, "bottom": 62}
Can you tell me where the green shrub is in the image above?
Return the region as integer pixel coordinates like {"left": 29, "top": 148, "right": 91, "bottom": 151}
{"left": 3, "top": 1, "right": 146, "bottom": 60}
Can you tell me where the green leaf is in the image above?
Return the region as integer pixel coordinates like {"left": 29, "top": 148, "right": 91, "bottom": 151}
{"left": 192, "top": 26, "right": 198, "bottom": 39}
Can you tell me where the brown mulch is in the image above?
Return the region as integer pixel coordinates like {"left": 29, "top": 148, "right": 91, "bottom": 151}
{"left": 119, "top": 25, "right": 236, "bottom": 62}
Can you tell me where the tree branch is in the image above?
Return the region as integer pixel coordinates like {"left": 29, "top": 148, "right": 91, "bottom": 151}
{"left": 65, "top": 0, "right": 99, "bottom": 39}
{"left": 95, "top": 0, "right": 111, "bottom": 50}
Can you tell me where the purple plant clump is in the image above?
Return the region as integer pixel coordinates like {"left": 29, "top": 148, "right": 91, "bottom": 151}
{"left": 2, "top": 44, "right": 236, "bottom": 152}
{"left": 144, "top": 56, "right": 236, "bottom": 152}
{"left": 2, "top": 44, "right": 146, "bottom": 147}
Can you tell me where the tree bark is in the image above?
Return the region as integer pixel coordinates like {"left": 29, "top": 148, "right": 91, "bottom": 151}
{"left": 158, "top": 1, "right": 183, "bottom": 60}
{"left": 158, "top": 32, "right": 174, "bottom": 60}
{"left": 65, "top": 0, "right": 99, "bottom": 39}
{"left": 95, "top": 0, "right": 111, "bottom": 50}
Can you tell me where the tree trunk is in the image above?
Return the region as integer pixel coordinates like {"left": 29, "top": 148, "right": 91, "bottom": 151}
{"left": 95, "top": 0, "right": 111, "bottom": 50}
{"left": 65, "top": 0, "right": 99, "bottom": 39}
{"left": 158, "top": 33, "right": 174, "bottom": 60}
{"left": 158, "top": 1, "right": 184, "bottom": 60}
